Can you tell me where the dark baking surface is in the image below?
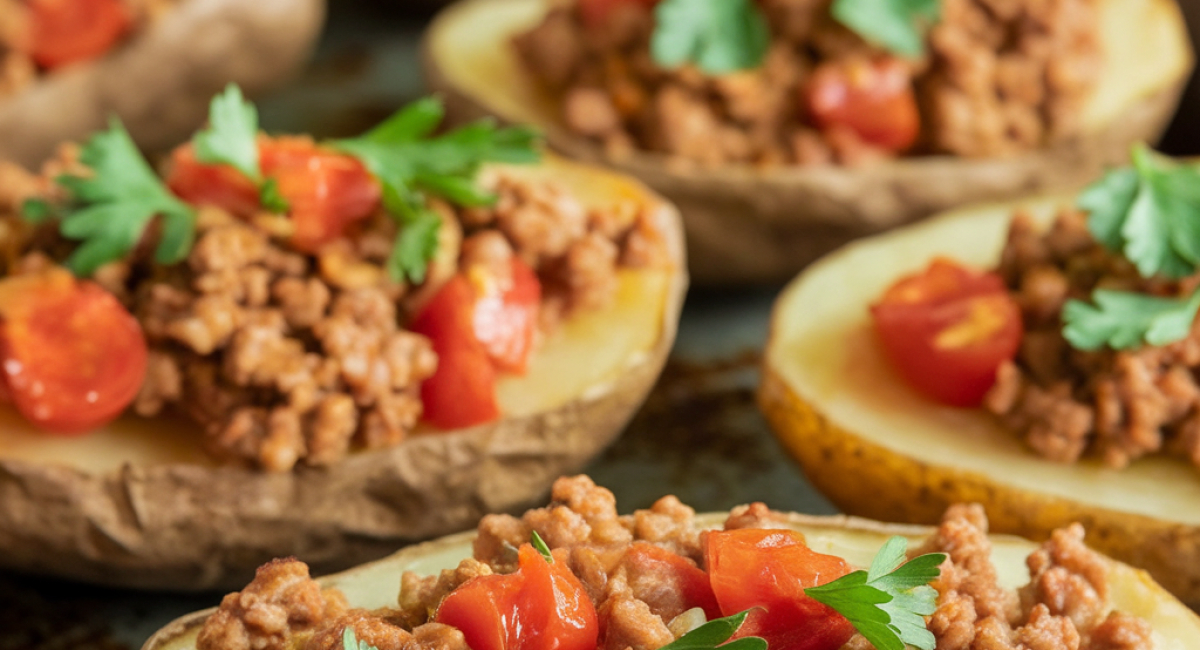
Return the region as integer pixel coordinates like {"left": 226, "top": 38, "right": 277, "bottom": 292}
{"left": 2, "top": 0, "right": 1199, "bottom": 646}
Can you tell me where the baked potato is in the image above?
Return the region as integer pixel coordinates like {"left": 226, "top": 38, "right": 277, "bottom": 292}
{"left": 140, "top": 484, "right": 1200, "bottom": 650}
{"left": 0, "top": 143, "right": 687, "bottom": 591}
{"left": 0, "top": 0, "right": 325, "bottom": 168}
{"left": 423, "top": 0, "right": 1192, "bottom": 285}
{"left": 758, "top": 194, "right": 1200, "bottom": 607}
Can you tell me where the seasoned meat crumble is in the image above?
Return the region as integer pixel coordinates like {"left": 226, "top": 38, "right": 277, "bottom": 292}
{"left": 198, "top": 476, "right": 1153, "bottom": 650}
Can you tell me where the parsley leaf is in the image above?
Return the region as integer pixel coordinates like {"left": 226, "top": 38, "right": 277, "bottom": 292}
{"left": 1079, "top": 144, "right": 1200, "bottom": 280}
{"left": 194, "top": 84, "right": 260, "bottom": 180}
{"left": 342, "top": 627, "right": 378, "bottom": 650}
{"left": 658, "top": 610, "right": 765, "bottom": 650}
{"left": 831, "top": 0, "right": 941, "bottom": 57}
{"left": 20, "top": 197, "right": 55, "bottom": 224}
{"left": 531, "top": 530, "right": 554, "bottom": 563}
{"left": 1063, "top": 287, "right": 1200, "bottom": 350}
{"left": 56, "top": 118, "right": 196, "bottom": 277}
{"left": 805, "top": 536, "right": 945, "bottom": 650}
{"left": 331, "top": 98, "right": 540, "bottom": 283}
{"left": 651, "top": 0, "right": 771, "bottom": 74}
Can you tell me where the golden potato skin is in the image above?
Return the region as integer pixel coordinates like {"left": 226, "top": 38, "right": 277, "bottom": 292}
{"left": 0, "top": 0, "right": 325, "bottom": 168}
{"left": 423, "top": 0, "right": 1192, "bottom": 285}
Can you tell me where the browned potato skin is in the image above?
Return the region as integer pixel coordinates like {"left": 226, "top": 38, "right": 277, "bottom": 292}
{"left": 423, "top": 0, "right": 1192, "bottom": 285}
{"left": 0, "top": 159, "right": 688, "bottom": 591}
{"left": 0, "top": 0, "right": 326, "bottom": 168}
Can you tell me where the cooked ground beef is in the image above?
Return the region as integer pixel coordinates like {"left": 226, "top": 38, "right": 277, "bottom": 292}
{"left": 197, "top": 476, "right": 1152, "bottom": 650}
{"left": 0, "top": 0, "right": 174, "bottom": 98}
{"left": 0, "top": 148, "right": 667, "bottom": 471}
{"left": 985, "top": 208, "right": 1200, "bottom": 469}
{"left": 514, "top": 0, "right": 1100, "bottom": 167}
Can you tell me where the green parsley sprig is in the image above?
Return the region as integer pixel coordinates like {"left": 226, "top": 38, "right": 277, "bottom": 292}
{"left": 650, "top": 0, "right": 771, "bottom": 74}
{"left": 531, "top": 530, "right": 554, "bottom": 562}
{"left": 37, "top": 118, "right": 197, "bottom": 277}
{"left": 805, "top": 536, "right": 945, "bottom": 650}
{"left": 830, "top": 0, "right": 941, "bottom": 58}
{"left": 659, "top": 610, "right": 765, "bottom": 650}
{"left": 192, "top": 84, "right": 288, "bottom": 213}
{"left": 1063, "top": 144, "right": 1200, "bottom": 350}
{"left": 342, "top": 627, "right": 378, "bottom": 650}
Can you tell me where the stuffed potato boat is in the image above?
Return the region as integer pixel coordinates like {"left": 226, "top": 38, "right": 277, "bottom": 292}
{"left": 0, "top": 90, "right": 687, "bottom": 590}
{"left": 142, "top": 476, "right": 1200, "bottom": 650}
{"left": 424, "top": 0, "right": 1192, "bottom": 284}
{"left": 759, "top": 162, "right": 1200, "bottom": 606}
{"left": 0, "top": 0, "right": 324, "bottom": 168}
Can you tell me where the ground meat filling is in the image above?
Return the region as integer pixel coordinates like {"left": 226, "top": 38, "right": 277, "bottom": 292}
{"left": 197, "top": 477, "right": 1150, "bottom": 650}
{"left": 513, "top": 0, "right": 1100, "bottom": 167}
{"left": 0, "top": 153, "right": 667, "bottom": 471}
{"left": 985, "top": 208, "right": 1200, "bottom": 469}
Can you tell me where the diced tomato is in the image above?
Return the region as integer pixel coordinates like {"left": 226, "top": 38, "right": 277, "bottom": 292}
{"left": 411, "top": 258, "right": 542, "bottom": 429}
{"left": 436, "top": 544, "right": 599, "bottom": 650}
{"left": 0, "top": 267, "right": 147, "bottom": 434}
{"left": 165, "top": 137, "right": 382, "bottom": 252}
{"left": 805, "top": 57, "right": 920, "bottom": 153}
{"left": 870, "top": 258, "right": 1024, "bottom": 407}
{"left": 705, "top": 528, "right": 856, "bottom": 650}
{"left": 622, "top": 542, "right": 722, "bottom": 620}
{"left": 578, "top": 0, "right": 659, "bottom": 28}
{"left": 24, "top": 0, "right": 131, "bottom": 69}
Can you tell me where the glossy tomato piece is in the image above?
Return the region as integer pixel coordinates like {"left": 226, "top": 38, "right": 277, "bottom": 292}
{"left": 473, "top": 258, "right": 541, "bottom": 374}
{"left": 0, "top": 267, "right": 147, "bottom": 434}
{"left": 805, "top": 57, "right": 920, "bottom": 153}
{"left": 436, "top": 544, "right": 598, "bottom": 650}
{"left": 871, "top": 258, "right": 1023, "bottom": 407}
{"left": 705, "top": 528, "right": 855, "bottom": 650}
{"left": 25, "top": 0, "right": 131, "bottom": 69}
{"left": 578, "top": 0, "right": 658, "bottom": 28}
{"left": 165, "top": 137, "right": 381, "bottom": 252}
{"left": 623, "top": 542, "right": 722, "bottom": 620}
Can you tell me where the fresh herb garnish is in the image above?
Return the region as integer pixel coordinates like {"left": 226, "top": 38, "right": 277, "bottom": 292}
{"left": 805, "top": 536, "right": 945, "bottom": 650}
{"left": 192, "top": 84, "right": 289, "bottom": 213}
{"left": 331, "top": 97, "right": 539, "bottom": 283}
{"left": 531, "top": 530, "right": 554, "bottom": 562}
{"left": 53, "top": 118, "right": 197, "bottom": 277}
{"left": 19, "top": 197, "right": 55, "bottom": 224}
{"left": 342, "top": 627, "right": 377, "bottom": 650}
{"left": 830, "top": 0, "right": 941, "bottom": 57}
{"left": 658, "top": 610, "right": 765, "bottom": 650}
{"left": 650, "top": 0, "right": 771, "bottom": 74}
{"left": 1063, "top": 287, "right": 1200, "bottom": 351}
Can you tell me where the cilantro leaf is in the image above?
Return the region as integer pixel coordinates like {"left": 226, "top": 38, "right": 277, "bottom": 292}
{"left": 342, "top": 627, "right": 378, "bottom": 650}
{"left": 531, "top": 530, "right": 554, "bottom": 563}
{"left": 56, "top": 118, "right": 196, "bottom": 277}
{"left": 651, "top": 0, "right": 771, "bottom": 74}
{"left": 658, "top": 610, "right": 765, "bottom": 650}
{"left": 831, "top": 0, "right": 941, "bottom": 58}
{"left": 331, "top": 99, "right": 540, "bottom": 283}
{"left": 1063, "top": 286, "right": 1200, "bottom": 350}
{"left": 806, "top": 536, "right": 945, "bottom": 650}
{"left": 1079, "top": 144, "right": 1200, "bottom": 280}
{"left": 194, "top": 84, "right": 260, "bottom": 180}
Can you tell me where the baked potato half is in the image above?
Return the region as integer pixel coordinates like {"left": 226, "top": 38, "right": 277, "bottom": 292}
{"left": 759, "top": 196, "right": 1200, "bottom": 607}
{"left": 0, "top": 156, "right": 687, "bottom": 591}
{"left": 423, "top": 0, "right": 1192, "bottom": 285}
{"left": 141, "top": 509, "right": 1200, "bottom": 650}
{"left": 0, "top": 0, "right": 325, "bottom": 168}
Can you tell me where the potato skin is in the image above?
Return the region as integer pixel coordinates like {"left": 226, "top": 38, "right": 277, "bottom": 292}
{"left": 423, "top": 0, "right": 1192, "bottom": 285}
{"left": 0, "top": 0, "right": 326, "bottom": 169}
{"left": 0, "top": 160, "right": 687, "bottom": 591}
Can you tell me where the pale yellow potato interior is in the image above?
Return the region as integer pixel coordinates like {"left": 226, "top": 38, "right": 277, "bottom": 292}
{"left": 151, "top": 514, "right": 1200, "bottom": 650}
{"left": 767, "top": 198, "right": 1200, "bottom": 525}
{"left": 0, "top": 160, "right": 672, "bottom": 473}
{"left": 430, "top": 0, "right": 1190, "bottom": 144}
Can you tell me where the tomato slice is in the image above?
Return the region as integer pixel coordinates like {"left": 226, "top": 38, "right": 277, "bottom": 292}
{"left": 705, "top": 528, "right": 855, "bottom": 650}
{"left": 165, "top": 137, "right": 382, "bottom": 252}
{"left": 870, "top": 258, "right": 1023, "bottom": 407}
{"left": 578, "top": 0, "right": 659, "bottom": 28}
{"left": 472, "top": 258, "right": 541, "bottom": 374}
{"left": 805, "top": 57, "right": 920, "bottom": 153}
{"left": 0, "top": 267, "right": 147, "bottom": 434}
{"left": 24, "top": 0, "right": 131, "bottom": 69}
{"left": 436, "top": 544, "right": 598, "bottom": 650}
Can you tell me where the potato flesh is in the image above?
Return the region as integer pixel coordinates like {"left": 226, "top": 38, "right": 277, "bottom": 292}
{"left": 148, "top": 514, "right": 1200, "bottom": 650}
{"left": 430, "top": 0, "right": 1190, "bottom": 144}
{"left": 766, "top": 199, "right": 1200, "bottom": 525}
{"left": 0, "top": 160, "right": 671, "bottom": 473}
